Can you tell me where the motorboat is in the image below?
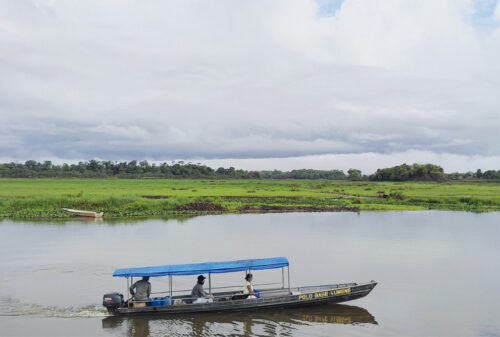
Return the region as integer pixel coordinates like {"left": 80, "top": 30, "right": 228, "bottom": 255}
{"left": 103, "top": 257, "right": 377, "bottom": 315}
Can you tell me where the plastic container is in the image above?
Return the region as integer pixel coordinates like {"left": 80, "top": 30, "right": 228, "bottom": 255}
{"left": 151, "top": 296, "right": 173, "bottom": 306}
{"left": 151, "top": 297, "right": 164, "bottom": 306}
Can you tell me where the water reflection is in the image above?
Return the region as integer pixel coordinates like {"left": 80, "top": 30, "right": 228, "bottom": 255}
{"left": 0, "top": 215, "right": 195, "bottom": 226}
{"left": 102, "top": 304, "right": 376, "bottom": 337}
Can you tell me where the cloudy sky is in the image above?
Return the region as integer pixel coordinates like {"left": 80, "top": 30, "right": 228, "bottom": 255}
{"left": 1, "top": 0, "right": 500, "bottom": 173}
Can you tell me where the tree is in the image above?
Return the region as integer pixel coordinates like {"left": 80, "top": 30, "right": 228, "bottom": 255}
{"left": 347, "top": 169, "right": 362, "bottom": 181}
{"left": 370, "top": 163, "right": 446, "bottom": 182}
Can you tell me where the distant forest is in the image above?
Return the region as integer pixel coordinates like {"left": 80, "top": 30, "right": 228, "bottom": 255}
{"left": 0, "top": 160, "right": 499, "bottom": 181}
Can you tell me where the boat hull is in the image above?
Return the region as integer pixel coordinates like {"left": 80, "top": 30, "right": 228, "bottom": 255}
{"left": 62, "top": 208, "right": 103, "bottom": 217}
{"left": 115, "top": 281, "right": 377, "bottom": 316}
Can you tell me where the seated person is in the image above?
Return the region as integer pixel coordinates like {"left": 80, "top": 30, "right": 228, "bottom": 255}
{"left": 242, "top": 273, "right": 260, "bottom": 299}
{"left": 191, "top": 275, "right": 214, "bottom": 303}
{"left": 130, "top": 276, "right": 151, "bottom": 302}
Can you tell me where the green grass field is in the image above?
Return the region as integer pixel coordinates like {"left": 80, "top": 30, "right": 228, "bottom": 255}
{"left": 0, "top": 178, "right": 499, "bottom": 218}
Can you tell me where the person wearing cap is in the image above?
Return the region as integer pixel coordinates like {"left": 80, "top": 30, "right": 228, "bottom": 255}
{"left": 191, "top": 275, "right": 214, "bottom": 303}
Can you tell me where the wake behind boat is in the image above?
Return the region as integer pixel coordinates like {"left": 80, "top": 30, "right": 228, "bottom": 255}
{"left": 103, "top": 257, "right": 377, "bottom": 315}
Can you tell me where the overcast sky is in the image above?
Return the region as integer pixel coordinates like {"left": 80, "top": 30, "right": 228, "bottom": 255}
{"left": 1, "top": 0, "right": 500, "bottom": 173}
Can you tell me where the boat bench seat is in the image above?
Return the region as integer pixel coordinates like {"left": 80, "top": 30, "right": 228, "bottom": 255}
{"left": 231, "top": 293, "right": 249, "bottom": 300}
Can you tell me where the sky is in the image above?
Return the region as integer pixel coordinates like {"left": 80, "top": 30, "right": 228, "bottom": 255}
{"left": 1, "top": 0, "right": 500, "bottom": 173}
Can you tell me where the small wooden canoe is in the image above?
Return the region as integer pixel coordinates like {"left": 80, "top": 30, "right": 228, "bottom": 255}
{"left": 62, "top": 208, "right": 103, "bottom": 218}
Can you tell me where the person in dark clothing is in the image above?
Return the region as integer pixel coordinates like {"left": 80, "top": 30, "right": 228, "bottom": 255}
{"left": 191, "top": 275, "right": 213, "bottom": 303}
{"left": 130, "top": 276, "right": 151, "bottom": 302}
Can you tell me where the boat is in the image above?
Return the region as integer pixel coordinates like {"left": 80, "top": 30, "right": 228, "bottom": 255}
{"left": 102, "top": 257, "right": 377, "bottom": 315}
{"left": 62, "top": 208, "right": 103, "bottom": 218}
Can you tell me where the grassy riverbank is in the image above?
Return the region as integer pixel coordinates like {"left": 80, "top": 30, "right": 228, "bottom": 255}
{"left": 0, "top": 178, "right": 499, "bottom": 218}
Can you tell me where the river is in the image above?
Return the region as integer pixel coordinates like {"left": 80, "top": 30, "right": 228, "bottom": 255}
{"left": 0, "top": 211, "right": 499, "bottom": 337}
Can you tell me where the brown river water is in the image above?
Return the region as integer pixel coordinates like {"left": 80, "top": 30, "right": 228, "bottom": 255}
{"left": 0, "top": 211, "right": 499, "bottom": 337}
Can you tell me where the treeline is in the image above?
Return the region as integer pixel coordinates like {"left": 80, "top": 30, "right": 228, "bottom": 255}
{"left": 0, "top": 161, "right": 351, "bottom": 180}
{"left": 447, "top": 169, "right": 500, "bottom": 180}
{"left": 370, "top": 164, "right": 500, "bottom": 181}
{"left": 0, "top": 160, "right": 498, "bottom": 181}
{"left": 260, "top": 169, "right": 346, "bottom": 180}
{"left": 0, "top": 160, "right": 259, "bottom": 179}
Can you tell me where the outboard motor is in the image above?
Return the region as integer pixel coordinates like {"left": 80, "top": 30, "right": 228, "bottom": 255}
{"left": 103, "top": 293, "right": 123, "bottom": 314}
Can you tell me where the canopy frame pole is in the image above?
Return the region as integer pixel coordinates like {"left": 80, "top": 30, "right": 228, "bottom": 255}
{"left": 169, "top": 275, "right": 173, "bottom": 299}
{"left": 282, "top": 267, "right": 285, "bottom": 289}
{"left": 208, "top": 272, "right": 212, "bottom": 295}
{"left": 126, "top": 277, "right": 130, "bottom": 308}
{"left": 130, "top": 277, "right": 133, "bottom": 303}
{"left": 249, "top": 268, "right": 252, "bottom": 290}
{"left": 287, "top": 265, "right": 291, "bottom": 293}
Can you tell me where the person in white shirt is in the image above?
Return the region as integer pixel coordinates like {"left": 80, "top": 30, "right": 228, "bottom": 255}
{"left": 242, "top": 273, "right": 257, "bottom": 299}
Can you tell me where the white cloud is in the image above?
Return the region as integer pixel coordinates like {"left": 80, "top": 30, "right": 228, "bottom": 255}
{"left": 0, "top": 0, "right": 499, "bottom": 170}
{"left": 85, "top": 124, "right": 150, "bottom": 140}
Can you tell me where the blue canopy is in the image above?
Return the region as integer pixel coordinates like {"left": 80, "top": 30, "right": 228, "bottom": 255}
{"left": 113, "top": 257, "right": 289, "bottom": 278}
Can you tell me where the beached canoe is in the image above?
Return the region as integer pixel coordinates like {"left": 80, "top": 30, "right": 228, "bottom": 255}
{"left": 62, "top": 208, "right": 103, "bottom": 217}
{"left": 103, "top": 257, "right": 377, "bottom": 315}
